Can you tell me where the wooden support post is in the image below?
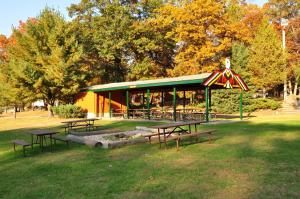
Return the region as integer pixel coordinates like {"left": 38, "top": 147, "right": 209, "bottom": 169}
{"left": 240, "top": 91, "right": 243, "bottom": 120}
{"left": 109, "top": 92, "right": 112, "bottom": 118}
{"left": 192, "top": 92, "right": 194, "bottom": 104}
{"left": 183, "top": 90, "right": 186, "bottom": 113}
{"left": 147, "top": 89, "right": 150, "bottom": 120}
{"left": 205, "top": 87, "right": 209, "bottom": 122}
{"left": 142, "top": 92, "right": 145, "bottom": 109}
{"left": 161, "top": 91, "right": 164, "bottom": 112}
{"left": 173, "top": 87, "right": 177, "bottom": 121}
{"left": 126, "top": 91, "right": 129, "bottom": 119}
{"left": 209, "top": 89, "right": 212, "bottom": 111}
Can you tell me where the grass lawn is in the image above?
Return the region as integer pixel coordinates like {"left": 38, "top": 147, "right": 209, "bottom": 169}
{"left": 1, "top": 112, "right": 300, "bottom": 198}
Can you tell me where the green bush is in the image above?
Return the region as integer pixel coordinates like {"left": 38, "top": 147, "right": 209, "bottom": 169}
{"left": 210, "top": 89, "right": 248, "bottom": 114}
{"left": 52, "top": 104, "right": 86, "bottom": 118}
{"left": 245, "top": 98, "right": 281, "bottom": 112}
{"left": 196, "top": 89, "right": 281, "bottom": 114}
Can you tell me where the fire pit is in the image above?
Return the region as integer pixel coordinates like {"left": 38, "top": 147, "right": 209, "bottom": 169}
{"left": 81, "top": 130, "right": 150, "bottom": 148}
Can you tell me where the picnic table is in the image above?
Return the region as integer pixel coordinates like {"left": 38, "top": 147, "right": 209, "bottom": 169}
{"left": 29, "top": 130, "right": 57, "bottom": 152}
{"left": 128, "top": 109, "right": 149, "bottom": 119}
{"left": 149, "top": 121, "right": 204, "bottom": 148}
{"left": 62, "top": 118, "right": 98, "bottom": 133}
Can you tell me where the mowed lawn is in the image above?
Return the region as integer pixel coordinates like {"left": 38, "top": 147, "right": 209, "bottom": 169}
{"left": 1, "top": 112, "right": 300, "bottom": 199}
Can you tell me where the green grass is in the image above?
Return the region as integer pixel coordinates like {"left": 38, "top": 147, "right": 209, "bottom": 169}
{"left": 1, "top": 114, "right": 300, "bottom": 198}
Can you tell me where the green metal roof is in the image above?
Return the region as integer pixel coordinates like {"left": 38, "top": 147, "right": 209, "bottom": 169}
{"left": 87, "top": 73, "right": 211, "bottom": 92}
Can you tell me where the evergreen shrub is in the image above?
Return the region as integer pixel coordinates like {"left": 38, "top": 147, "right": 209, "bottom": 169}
{"left": 52, "top": 104, "right": 86, "bottom": 118}
{"left": 205, "top": 90, "right": 281, "bottom": 114}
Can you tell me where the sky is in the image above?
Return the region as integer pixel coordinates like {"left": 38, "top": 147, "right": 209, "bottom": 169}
{"left": 0, "top": 0, "right": 268, "bottom": 37}
{"left": 248, "top": 0, "right": 268, "bottom": 6}
{"left": 0, "top": 0, "right": 80, "bottom": 36}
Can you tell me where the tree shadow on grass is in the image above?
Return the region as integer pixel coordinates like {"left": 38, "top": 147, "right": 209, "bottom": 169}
{"left": 1, "top": 120, "right": 300, "bottom": 198}
{"left": 209, "top": 125, "right": 300, "bottom": 199}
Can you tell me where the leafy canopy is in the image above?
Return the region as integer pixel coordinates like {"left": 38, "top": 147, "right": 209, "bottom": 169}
{"left": 247, "top": 19, "right": 287, "bottom": 90}
{"left": 7, "top": 8, "right": 87, "bottom": 107}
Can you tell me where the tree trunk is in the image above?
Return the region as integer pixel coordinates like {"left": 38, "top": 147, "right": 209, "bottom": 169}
{"left": 284, "top": 79, "right": 287, "bottom": 101}
{"left": 294, "top": 80, "right": 298, "bottom": 95}
{"left": 288, "top": 80, "right": 293, "bottom": 95}
{"left": 262, "top": 88, "right": 266, "bottom": 99}
{"left": 14, "top": 106, "right": 17, "bottom": 119}
{"left": 47, "top": 104, "right": 54, "bottom": 117}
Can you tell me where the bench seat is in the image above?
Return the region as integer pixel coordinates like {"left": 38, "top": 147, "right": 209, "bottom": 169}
{"left": 11, "top": 139, "right": 31, "bottom": 156}
{"left": 166, "top": 130, "right": 215, "bottom": 150}
{"left": 51, "top": 135, "right": 70, "bottom": 146}
{"left": 144, "top": 129, "right": 188, "bottom": 143}
{"left": 64, "top": 124, "right": 94, "bottom": 133}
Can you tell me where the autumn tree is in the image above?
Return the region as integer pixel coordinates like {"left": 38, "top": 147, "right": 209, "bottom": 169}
{"left": 69, "top": 0, "right": 134, "bottom": 83}
{"left": 151, "top": 0, "right": 236, "bottom": 76}
{"left": 69, "top": 0, "right": 171, "bottom": 81}
{"left": 0, "top": 35, "right": 9, "bottom": 62}
{"left": 265, "top": 0, "right": 299, "bottom": 21}
{"left": 127, "top": 3, "right": 176, "bottom": 80}
{"left": 247, "top": 19, "right": 286, "bottom": 97}
{"left": 7, "top": 8, "right": 87, "bottom": 116}
{"left": 0, "top": 34, "right": 30, "bottom": 117}
{"left": 286, "top": 16, "right": 300, "bottom": 95}
{"left": 265, "top": 0, "right": 299, "bottom": 100}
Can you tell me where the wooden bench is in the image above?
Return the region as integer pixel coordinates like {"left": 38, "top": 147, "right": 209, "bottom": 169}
{"left": 51, "top": 134, "right": 70, "bottom": 147}
{"left": 11, "top": 140, "right": 31, "bottom": 156}
{"left": 112, "top": 112, "right": 126, "bottom": 118}
{"left": 167, "top": 130, "right": 215, "bottom": 150}
{"left": 144, "top": 129, "right": 188, "bottom": 144}
{"left": 144, "top": 133, "right": 160, "bottom": 143}
{"left": 64, "top": 124, "right": 93, "bottom": 133}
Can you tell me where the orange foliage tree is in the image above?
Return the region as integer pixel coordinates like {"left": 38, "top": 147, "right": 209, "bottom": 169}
{"left": 151, "top": 0, "right": 236, "bottom": 76}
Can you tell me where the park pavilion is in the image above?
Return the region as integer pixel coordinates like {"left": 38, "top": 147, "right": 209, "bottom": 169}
{"left": 75, "top": 65, "right": 249, "bottom": 122}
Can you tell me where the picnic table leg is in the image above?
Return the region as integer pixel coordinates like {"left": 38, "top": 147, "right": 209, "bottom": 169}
{"left": 208, "top": 133, "right": 212, "bottom": 143}
{"left": 41, "top": 136, "right": 44, "bottom": 151}
{"left": 158, "top": 129, "right": 161, "bottom": 149}
{"left": 50, "top": 134, "right": 53, "bottom": 152}
{"left": 44, "top": 136, "right": 47, "bottom": 146}
{"left": 195, "top": 124, "right": 197, "bottom": 133}
{"left": 31, "top": 134, "right": 33, "bottom": 150}
{"left": 23, "top": 146, "right": 26, "bottom": 157}
{"left": 163, "top": 129, "right": 167, "bottom": 148}
{"left": 188, "top": 124, "right": 191, "bottom": 134}
{"left": 13, "top": 143, "right": 16, "bottom": 152}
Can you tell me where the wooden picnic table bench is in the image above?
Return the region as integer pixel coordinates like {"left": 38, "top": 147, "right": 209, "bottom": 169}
{"left": 62, "top": 118, "right": 99, "bottom": 133}
{"left": 51, "top": 134, "right": 70, "bottom": 147}
{"left": 149, "top": 121, "right": 205, "bottom": 148}
{"left": 166, "top": 129, "right": 215, "bottom": 150}
{"left": 11, "top": 140, "right": 31, "bottom": 156}
{"left": 144, "top": 129, "right": 188, "bottom": 143}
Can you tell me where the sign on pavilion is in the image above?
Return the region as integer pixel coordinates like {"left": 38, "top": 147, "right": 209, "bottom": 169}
{"left": 202, "top": 58, "right": 249, "bottom": 121}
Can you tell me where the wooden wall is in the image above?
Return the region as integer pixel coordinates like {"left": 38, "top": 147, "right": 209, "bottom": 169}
{"left": 75, "top": 91, "right": 126, "bottom": 118}
{"left": 75, "top": 91, "right": 97, "bottom": 118}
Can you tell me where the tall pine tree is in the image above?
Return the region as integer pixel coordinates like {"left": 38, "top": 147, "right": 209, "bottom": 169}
{"left": 247, "top": 19, "right": 286, "bottom": 97}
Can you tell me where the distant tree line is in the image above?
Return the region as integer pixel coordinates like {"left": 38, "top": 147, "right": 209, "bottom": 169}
{"left": 0, "top": 0, "right": 299, "bottom": 115}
